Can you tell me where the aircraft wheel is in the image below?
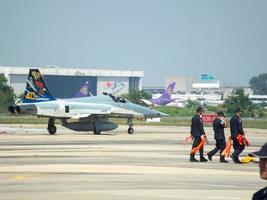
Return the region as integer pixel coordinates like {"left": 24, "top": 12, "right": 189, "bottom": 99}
{"left": 93, "top": 129, "right": 101, "bottom": 135}
{"left": 128, "top": 127, "right": 134, "bottom": 134}
{"left": 48, "top": 125, "right": 57, "bottom": 135}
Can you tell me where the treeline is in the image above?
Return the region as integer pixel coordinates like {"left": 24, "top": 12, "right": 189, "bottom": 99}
{"left": 122, "top": 88, "right": 267, "bottom": 118}
{"left": 0, "top": 75, "right": 15, "bottom": 113}
{"left": 154, "top": 88, "right": 267, "bottom": 118}
{"left": 1, "top": 72, "right": 267, "bottom": 118}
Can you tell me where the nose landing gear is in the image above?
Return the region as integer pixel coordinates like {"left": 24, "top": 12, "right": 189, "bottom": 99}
{"left": 47, "top": 118, "right": 57, "bottom": 135}
{"left": 127, "top": 118, "right": 134, "bottom": 134}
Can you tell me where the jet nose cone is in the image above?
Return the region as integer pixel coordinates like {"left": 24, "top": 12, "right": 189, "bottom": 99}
{"left": 157, "top": 111, "right": 169, "bottom": 117}
{"left": 145, "top": 108, "right": 168, "bottom": 118}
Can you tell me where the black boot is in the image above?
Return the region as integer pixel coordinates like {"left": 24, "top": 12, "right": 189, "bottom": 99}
{"left": 207, "top": 153, "right": 212, "bottom": 161}
{"left": 220, "top": 156, "right": 228, "bottom": 163}
{"left": 200, "top": 156, "right": 208, "bottom": 162}
{"left": 234, "top": 158, "right": 242, "bottom": 164}
{"left": 190, "top": 154, "right": 199, "bottom": 162}
{"left": 231, "top": 155, "right": 242, "bottom": 164}
{"left": 207, "top": 147, "right": 219, "bottom": 161}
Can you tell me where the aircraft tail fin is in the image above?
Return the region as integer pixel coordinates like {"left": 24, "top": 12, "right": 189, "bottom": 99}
{"left": 159, "top": 82, "right": 176, "bottom": 99}
{"left": 75, "top": 81, "right": 91, "bottom": 98}
{"left": 22, "top": 69, "right": 56, "bottom": 103}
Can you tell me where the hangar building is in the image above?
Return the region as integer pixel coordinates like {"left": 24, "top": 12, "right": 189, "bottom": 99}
{"left": 0, "top": 66, "right": 143, "bottom": 98}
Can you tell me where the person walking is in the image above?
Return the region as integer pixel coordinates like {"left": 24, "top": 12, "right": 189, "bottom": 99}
{"left": 251, "top": 143, "right": 267, "bottom": 200}
{"left": 189, "top": 106, "right": 208, "bottom": 162}
{"left": 230, "top": 108, "right": 245, "bottom": 164}
{"left": 207, "top": 111, "right": 228, "bottom": 163}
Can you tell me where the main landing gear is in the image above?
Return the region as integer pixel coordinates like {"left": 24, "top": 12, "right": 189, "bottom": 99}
{"left": 93, "top": 119, "right": 101, "bottom": 135}
{"left": 93, "top": 128, "right": 101, "bottom": 135}
{"left": 47, "top": 118, "right": 57, "bottom": 135}
{"left": 127, "top": 118, "right": 134, "bottom": 134}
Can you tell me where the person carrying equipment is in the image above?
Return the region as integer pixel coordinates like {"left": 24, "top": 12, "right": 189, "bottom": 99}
{"left": 207, "top": 111, "right": 228, "bottom": 163}
{"left": 189, "top": 106, "right": 208, "bottom": 162}
{"left": 230, "top": 108, "right": 245, "bottom": 164}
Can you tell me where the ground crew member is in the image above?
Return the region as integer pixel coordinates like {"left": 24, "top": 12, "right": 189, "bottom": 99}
{"left": 230, "top": 108, "right": 245, "bottom": 164}
{"left": 250, "top": 143, "right": 267, "bottom": 200}
{"left": 207, "top": 111, "right": 228, "bottom": 163}
{"left": 189, "top": 106, "right": 208, "bottom": 162}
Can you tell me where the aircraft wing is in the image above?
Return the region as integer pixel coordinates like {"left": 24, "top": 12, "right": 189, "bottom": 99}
{"left": 69, "top": 103, "right": 114, "bottom": 119}
{"left": 70, "top": 108, "right": 134, "bottom": 120}
{"left": 141, "top": 99, "right": 153, "bottom": 106}
{"left": 71, "top": 114, "right": 92, "bottom": 119}
{"left": 71, "top": 111, "right": 112, "bottom": 119}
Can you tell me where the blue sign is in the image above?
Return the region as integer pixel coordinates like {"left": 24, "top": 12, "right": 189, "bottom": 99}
{"left": 201, "top": 74, "right": 216, "bottom": 80}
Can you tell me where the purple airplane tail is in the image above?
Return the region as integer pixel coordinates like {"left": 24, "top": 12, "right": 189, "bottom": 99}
{"left": 159, "top": 82, "right": 176, "bottom": 99}
{"left": 151, "top": 82, "right": 176, "bottom": 105}
{"left": 75, "top": 81, "right": 91, "bottom": 98}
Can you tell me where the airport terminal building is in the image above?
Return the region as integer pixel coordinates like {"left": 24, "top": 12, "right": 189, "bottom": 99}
{"left": 0, "top": 66, "right": 143, "bottom": 98}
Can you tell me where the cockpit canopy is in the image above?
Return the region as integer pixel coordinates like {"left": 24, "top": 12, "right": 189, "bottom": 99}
{"left": 102, "top": 92, "right": 127, "bottom": 103}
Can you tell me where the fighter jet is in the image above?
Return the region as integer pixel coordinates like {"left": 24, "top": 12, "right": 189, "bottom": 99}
{"left": 8, "top": 69, "right": 167, "bottom": 135}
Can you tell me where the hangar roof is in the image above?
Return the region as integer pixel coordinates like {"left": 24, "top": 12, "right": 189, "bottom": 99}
{"left": 0, "top": 66, "right": 144, "bottom": 77}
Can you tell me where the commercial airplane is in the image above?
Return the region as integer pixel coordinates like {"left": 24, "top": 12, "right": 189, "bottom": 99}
{"left": 141, "top": 82, "right": 176, "bottom": 106}
{"left": 8, "top": 69, "right": 167, "bottom": 135}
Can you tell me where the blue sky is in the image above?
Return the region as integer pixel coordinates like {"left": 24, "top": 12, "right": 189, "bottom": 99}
{"left": 0, "top": 0, "right": 266, "bottom": 86}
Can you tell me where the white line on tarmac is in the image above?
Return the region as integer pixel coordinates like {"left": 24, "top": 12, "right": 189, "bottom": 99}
{"left": 209, "top": 197, "right": 240, "bottom": 200}
{"left": 208, "top": 184, "right": 238, "bottom": 188}
{"left": 0, "top": 164, "right": 258, "bottom": 176}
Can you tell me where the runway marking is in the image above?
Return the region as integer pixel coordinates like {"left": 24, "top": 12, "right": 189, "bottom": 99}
{"left": 0, "top": 164, "right": 258, "bottom": 176}
{"left": 209, "top": 197, "right": 240, "bottom": 200}
{"left": 208, "top": 184, "right": 238, "bottom": 188}
{"left": 13, "top": 175, "right": 32, "bottom": 180}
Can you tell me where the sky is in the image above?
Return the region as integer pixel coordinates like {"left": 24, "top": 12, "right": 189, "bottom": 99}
{"left": 0, "top": 0, "right": 266, "bottom": 87}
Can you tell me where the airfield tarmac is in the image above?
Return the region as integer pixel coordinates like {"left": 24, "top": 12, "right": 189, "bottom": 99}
{"left": 0, "top": 124, "right": 266, "bottom": 200}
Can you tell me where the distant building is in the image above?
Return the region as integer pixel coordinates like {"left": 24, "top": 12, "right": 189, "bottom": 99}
{"left": 0, "top": 66, "right": 143, "bottom": 98}
{"left": 222, "top": 87, "right": 253, "bottom": 99}
{"left": 191, "top": 74, "right": 221, "bottom": 94}
{"left": 142, "top": 86, "right": 165, "bottom": 94}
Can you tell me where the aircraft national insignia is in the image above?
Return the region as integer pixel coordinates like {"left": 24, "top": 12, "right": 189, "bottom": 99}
{"left": 80, "top": 86, "right": 88, "bottom": 96}
{"left": 31, "top": 71, "right": 41, "bottom": 80}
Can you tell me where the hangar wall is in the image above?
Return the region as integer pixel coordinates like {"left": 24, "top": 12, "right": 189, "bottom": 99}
{"left": 0, "top": 66, "right": 144, "bottom": 98}
{"left": 9, "top": 74, "right": 28, "bottom": 96}
{"left": 44, "top": 75, "right": 97, "bottom": 98}
{"left": 97, "top": 76, "right": 129, "bottom": 96}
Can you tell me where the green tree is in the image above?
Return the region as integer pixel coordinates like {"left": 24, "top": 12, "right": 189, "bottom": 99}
{"left": 249, "top": 73, "right": 267, "bottom": 94}
{"left": 185, "top": 99, "right": 199, "bottom": 108}
{"left": 121, "top": 89, "right": 152, "bottom": 106}
{"left": 0, "top": 75, "right": 15, "bottom": 113}
{"left": 154, "top": 106, "right": 196, "bottom": 117}
{"left": 223, "top": 88, "right": 255, "bottom": 117}
{"left": 0, "top": 75, "right": 15, "bottom": 104}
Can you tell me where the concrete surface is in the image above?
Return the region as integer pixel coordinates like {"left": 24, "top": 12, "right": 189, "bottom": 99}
{"left": 0, "top": 124, "right": 265, "bottom": 200}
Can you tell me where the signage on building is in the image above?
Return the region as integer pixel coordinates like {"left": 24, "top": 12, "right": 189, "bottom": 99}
{"left": 201, "top": 74, "right": 216, "bottom": 80}
{"left": 202, "top": 114, "right": 217, "bottom": 124}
